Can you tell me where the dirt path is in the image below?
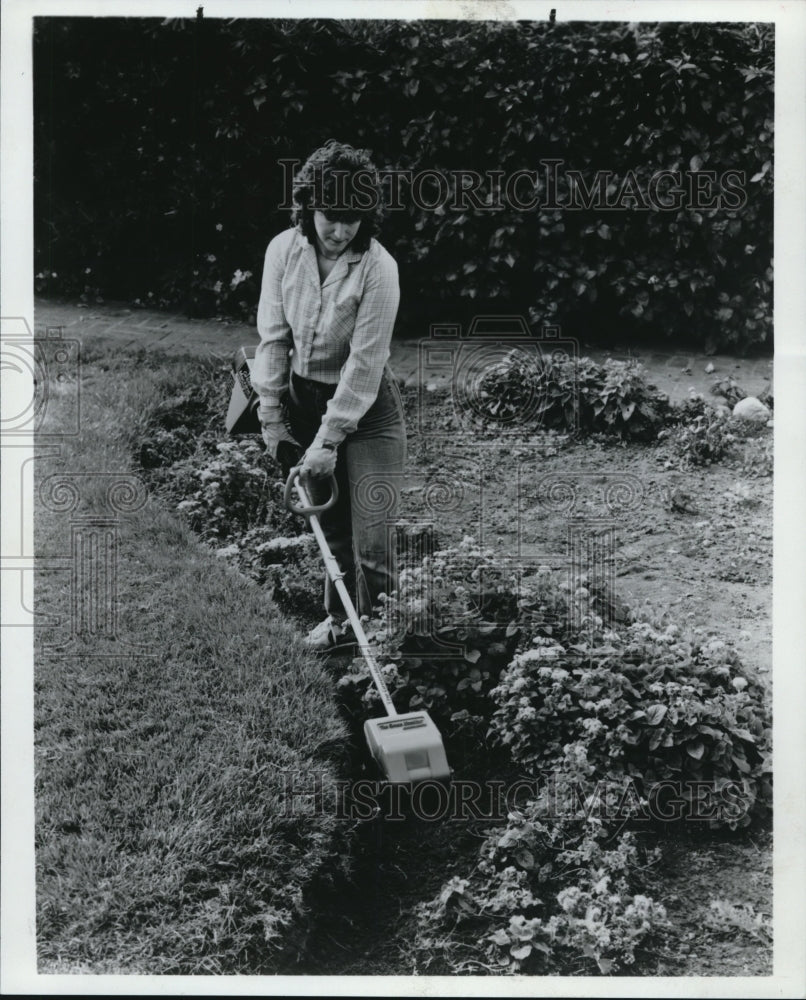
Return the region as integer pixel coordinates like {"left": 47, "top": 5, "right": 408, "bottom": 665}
{"left": 34, "top": 297, "right": 773, "bottom": 400}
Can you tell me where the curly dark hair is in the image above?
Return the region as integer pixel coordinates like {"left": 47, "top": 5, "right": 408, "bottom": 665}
{"left": 290, "top": 140, "right": 385, "bottom": 253}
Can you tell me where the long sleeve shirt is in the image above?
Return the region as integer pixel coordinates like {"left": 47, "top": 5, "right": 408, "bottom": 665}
{"left": 251, "top": 226, "right": 400, "bottom": 449}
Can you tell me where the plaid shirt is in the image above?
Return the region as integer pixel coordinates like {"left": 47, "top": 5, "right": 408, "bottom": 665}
{"left": 252, "top": 226, "right": 400, "bottom": 448}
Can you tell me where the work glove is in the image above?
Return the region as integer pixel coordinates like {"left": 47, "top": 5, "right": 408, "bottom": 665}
{"left": 300, "top": 443, "right": 338, "bottom": 479}
{"left": 261, "top": 419, "right": 302, "bottom": 471}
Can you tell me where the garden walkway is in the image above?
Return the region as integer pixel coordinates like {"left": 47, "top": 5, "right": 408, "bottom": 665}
{"left": 34, "top": 298, "right": 773, "bottom": 402}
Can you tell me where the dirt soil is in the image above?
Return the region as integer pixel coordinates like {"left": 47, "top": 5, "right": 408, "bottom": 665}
{"left": 288, "top": 381, "right": 773, "bottom": 979}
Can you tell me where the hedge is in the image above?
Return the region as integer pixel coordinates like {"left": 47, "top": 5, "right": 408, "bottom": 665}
{"left": 34, "top": 17, "right": 773, "bottom": 350}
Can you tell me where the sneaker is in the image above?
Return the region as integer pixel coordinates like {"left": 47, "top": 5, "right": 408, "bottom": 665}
{"left": 303, "top": 616, "right": 339, "bottom": 650}
{"left": 303, "top": 616, "right": 355, "bottom": 652}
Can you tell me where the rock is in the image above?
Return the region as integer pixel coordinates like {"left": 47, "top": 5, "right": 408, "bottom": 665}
{"left": 671, "top": 488, "right": 698, "bottom": 514}
{"left": 733, "top": 396, "right": 770, "bottom": 422}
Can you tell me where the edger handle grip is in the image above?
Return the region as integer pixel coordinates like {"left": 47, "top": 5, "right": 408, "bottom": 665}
{"left": 284, "top": 467, "right": 339, "bottom": 516}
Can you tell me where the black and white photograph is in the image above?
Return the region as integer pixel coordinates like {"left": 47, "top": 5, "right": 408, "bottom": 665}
{"left": 1, "top": 0, "right": 805, "bottom": 995}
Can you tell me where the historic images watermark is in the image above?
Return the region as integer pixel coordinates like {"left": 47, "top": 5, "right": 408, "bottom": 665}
{"left": 0, "top": 321, "right": 80, "bottom": 439}
{"left": 279, "top": 769, "right": 755, "bottom": 826}
{"left": 277, "top": 158, "right": 748, "bottom": 213}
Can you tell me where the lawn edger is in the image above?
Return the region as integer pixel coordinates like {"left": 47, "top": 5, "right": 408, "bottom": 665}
{"left": 284, "top": 466, "right": 452, "bottom": 787}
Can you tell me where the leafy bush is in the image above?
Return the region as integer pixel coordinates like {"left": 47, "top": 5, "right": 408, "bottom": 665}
{"left": 662, "top": 388, "right": 773, "bottom": 469}
{"left": 231, "top": 524, "right": 325, "bottom": 621}
{"left": 413, "top": 579, "right": 770, "bottom": 974}
{"left": 171, "top": 440, "right": 277, "bottom": 541}
{"left": 141, "top": 424, "right": 325, "bottom": 620}
{"left": 489, "top": 620, "right": 771, "bottom": 828}
{"left": 740, "top": 435, "right": 774, "bottom": 478}
{"left": 336, "top": 537, "right": 526, "bottom": 755}
{"left": 472, "top": 351, "right": 671, "bottom": 439}
{"left": 34, "top": 18, "right": 773, "bottom": 350}
{"left": 706, "top": 899, "right": 772, "bottom": 943}
{"left": 581, "top": 359, "right": 671, "bottom": 439}
{"left": 415, "top": 750, "right": 669, "bottom": 975}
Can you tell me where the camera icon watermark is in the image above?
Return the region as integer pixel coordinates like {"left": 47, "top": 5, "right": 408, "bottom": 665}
{"left": 0, "top": 319, "right": 80, "bottom": 438}
{"left": 417, "top": 315, "right": 580, "bottom": 440}
{"left": 2, "top": 318, "right": 83, "bottom": 629}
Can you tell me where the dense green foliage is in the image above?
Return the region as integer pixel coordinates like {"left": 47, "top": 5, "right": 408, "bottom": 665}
{"left": 474, "top": 350, "right": 672, "bottom": 438}
{"left": 414, "top": 783, "right": 670, "bottom": 974}
{"left": 34, "top": 17, "right": 773, "bottom": 349}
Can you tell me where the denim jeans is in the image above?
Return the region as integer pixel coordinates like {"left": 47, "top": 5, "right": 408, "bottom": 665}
{"left": 286, "top": 368, "right": 407, "bottom": 619}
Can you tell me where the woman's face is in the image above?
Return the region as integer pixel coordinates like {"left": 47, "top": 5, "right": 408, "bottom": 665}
{"left": 313, "top": 211, "right": 361, "bottom": 256}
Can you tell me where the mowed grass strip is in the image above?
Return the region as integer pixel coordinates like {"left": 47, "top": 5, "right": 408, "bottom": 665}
{"left": 35, "top": 347, "right": 350, "bottom": 974}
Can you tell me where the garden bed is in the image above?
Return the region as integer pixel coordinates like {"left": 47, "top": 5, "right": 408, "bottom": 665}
{"left": 132, "top": 350, "right": 772, "bottom": 976}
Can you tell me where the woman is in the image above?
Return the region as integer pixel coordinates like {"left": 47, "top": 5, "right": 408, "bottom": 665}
{"left": 251, "top": 140, "right": 406, "bottom": 650}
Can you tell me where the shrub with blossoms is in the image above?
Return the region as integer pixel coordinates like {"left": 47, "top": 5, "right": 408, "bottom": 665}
{"left": 415, "top": 750, "right": 669, "bottom": 975}
{"left": 172, "top": 440, "right": 278, "bottom": 541}
{"left": 335, "top": 536, "right": 530, "bottom": 755}
{"left": 382, "top": 543, "right": 770, "bottom": 975}
{"left": 489, "top": 617, "right": 771, "bottom": 827}
{"left": 342, "top": 535, "right": 771, "bottom": 825}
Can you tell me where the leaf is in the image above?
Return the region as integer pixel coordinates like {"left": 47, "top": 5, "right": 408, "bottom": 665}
{"left": 510, "top": 944, "right": 532, "bottom": 961}
{"left": 515, "top": 848, "right": 535, "bottom": 869}
{"left": 686, "top": 740, "right": 705, "bottom": 759}
{"left": 490, "top": 928, "right": 510, "bottom": 946}
{"left": 646, "top": 704, "right": 668, "bottom": 726}
{"left": 464, "top": 648, "right": 481, "bottom": 663}
{"left": 750, "top": 161, "right": 770, "bottom": 182}
{"left": 597, "top": 956, "right": 614, "bottom": 974}
{"left": 621, "top": 401, "right": 636, "bottom": 421}
{"left": 690, "top": 154, "right": 704, "bottom": 171}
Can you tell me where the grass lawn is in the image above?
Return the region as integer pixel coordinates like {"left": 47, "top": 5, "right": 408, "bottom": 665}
{"left": 34, "top": 347, "right": 351, "bottom": 973}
